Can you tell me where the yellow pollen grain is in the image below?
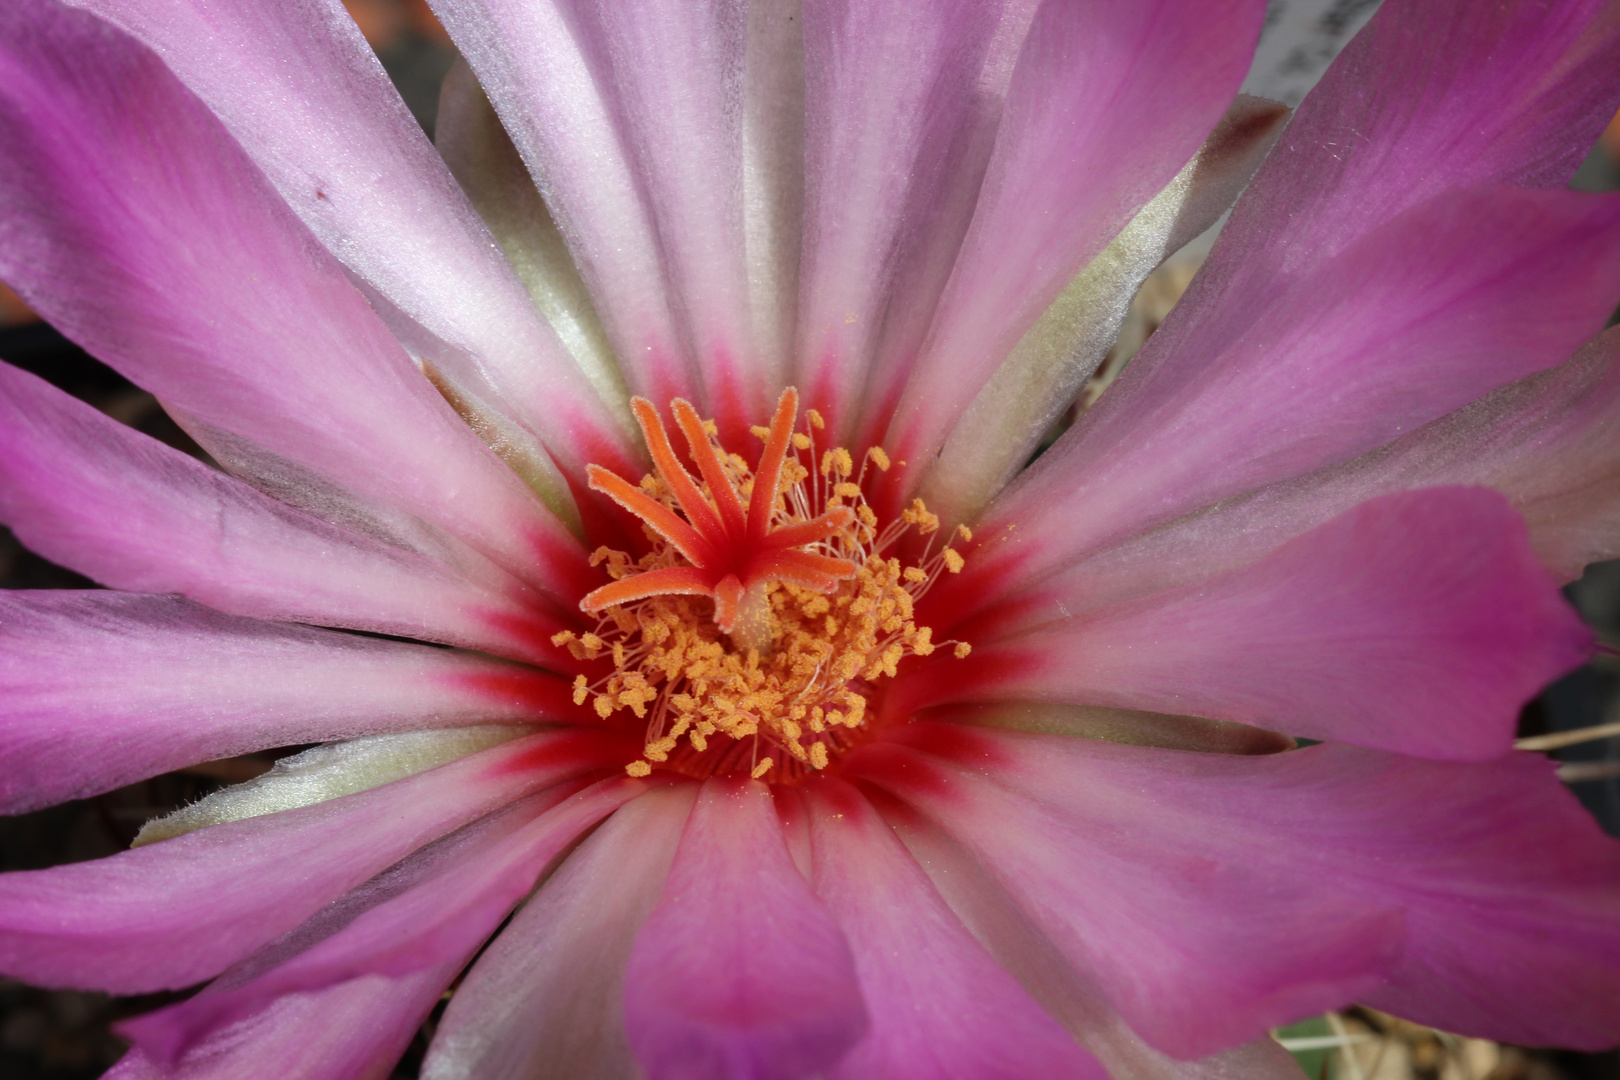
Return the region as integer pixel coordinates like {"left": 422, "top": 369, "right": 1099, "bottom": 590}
{"left": 574, "top": 398, "right": 974, "bottom": 781}
{"left": 957, "top": 524, "right": 973, "bottom": 542}
{"left": 954, "top": 642, "right": 972, "bottom": 659}
{"left": 806, "top": 409, "right": 825, "bottom": 430}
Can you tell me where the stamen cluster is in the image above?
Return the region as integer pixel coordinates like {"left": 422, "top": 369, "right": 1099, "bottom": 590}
{"left": 554, "top": 391, "right": 970, "bottom": 782}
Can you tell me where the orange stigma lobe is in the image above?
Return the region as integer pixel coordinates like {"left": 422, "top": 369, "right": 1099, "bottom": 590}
{"left": 563, "top": 388, "right": 970, "bottom": 783}
{"left": 582, "top": 389, "right": 857, "bottom": 636}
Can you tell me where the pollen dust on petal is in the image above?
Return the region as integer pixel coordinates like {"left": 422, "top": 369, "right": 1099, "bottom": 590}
{"left": 554, "top": 389, "right": 971, "bottom": 784}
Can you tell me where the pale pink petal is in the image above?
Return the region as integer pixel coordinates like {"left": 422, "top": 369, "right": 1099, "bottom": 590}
{"left": 542, "top": 0, "right": 774, "bottom": 427}
{"left": 121, "top": 779, "right": 650, "bottom": 1065}
{"left": 918, "top": 94, "right": 1289, "bottom": 529}
{"left": 623, "top": 777, "right": 867, "bottom": 1080}
{"left": 0, "top": 362, "right": 568, "bottom": 664}
{"left": 849, "top": 728, "right": 1402, "bottom": 1059}
{"left": 871, "top": 791, "right": 1314, "bottom": 1080}
{"left": 1200, "top": 0, "right": 1620, "bottom": 316}
{"left": 427, "top": 0, "right": 701, "bottom": 411}
{"left": 61, "top": 0, "right": 635, "bottom": 474}
{"left": 1089, "top": 0, "right": 1620, "bottom": 479}
{"left": 859, "top": 726, "right": 1620, "bottom": 1052}
{"left": 433, "top": 59, "right": 626, "bottom": 425}
{"left": 970, "top": 184, "right": 1620, "bottom": 592}
{"left": 904, "top": 489, "right": 1589, "bottom": 761}
{"left": 0, "top": 729, "right": 631, "bottom": 993}
{"left": 105, "top": 961, "right": 461, "bottom": 1080}
{"left": 806, "top": 781, "right": 1106, "bottom": 1080}
{"left": 876, "top": 0, "right": 1265, "bottom": 472}
{"left": 0, "top": 0, "right": 596, "bottom": 600}
{"left": 794, "top": 0, "right": 1034, "bottom": 439}
{"left": 970, "top": 0, "right": 1620, "bottom": 585}
{"left": 421, "top": 784, "right": 696, "bottom": 1080}
{"left": 1360, "top": 327, "right": 1620, "bottom": 581}
{"left": 0, "top": 591, "right": 575, "bottom": 813}
{"left": 1012, "top": 324, "right": 1620, "bottom": 632}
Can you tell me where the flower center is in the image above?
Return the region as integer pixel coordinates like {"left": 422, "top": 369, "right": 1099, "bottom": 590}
{"left": 554, "top": 389, "right": 970, "bottom": 783}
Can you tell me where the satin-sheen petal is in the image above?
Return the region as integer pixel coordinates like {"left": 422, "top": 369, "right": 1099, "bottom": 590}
{"left": 794, "top": 0, "right": 1030, "bottom": 439}
{"left": 0, "top": 362, "right": 565, "bottom": 663}
{"left": 1017, "top": 324, "right": 1620, "bottom": 633}
{"left": 869, "top": 792, "right": 1313, "bottom": 1080}
{"left": 62, "top": 0, "right": 634, "bottom": 477}
{"left": 857, "top": 726, "right": 1620, "bottom": 1053}
{"left": 122, "top": 779, "right": 648, "bottom": 1065}
{"left": 0, "top": 729, "right": 630, "bottom": 993}
{"left": 847, "top": 730, "right": 1399, "bottom": 1059}
{"left": 974, "top": 0, "right": 1620, "bottom": 585}
{"left": 807, "top": 782, "right": 1106, "bottom": 1080}
{"left": 0, "top": 591, "right": 573, "bottom": 812}
{"left": 427, "top": 0, "right": 700, "bottom": 410}
{"left": 918, "top": 95, "right": 1288, "bottom": 529}
{"left": 1091, "top": 0, "right": 1620, "bottom": 476}
{"left": 623, "top": 777, "right": 867, "bottom": 1080}
{"left": 969, "top": 184, "right": 1620, "bottom": 594}
{"left": 877, "top": 0, "right": 1264, "bottom": 474}
{"left": 561, "top": 0, "right": 774, "bottom": 428}
{"left": 106, "top": 961, "right": 460, "bottom": 1080}
{"left": 433, "top": 58, "right": 628, "bottom": 426}
{"left": 422, "top": 784, "right": 697, "bottom": 1080}
{"left": 907, "top": 489, "right": 1590, "bottom": 761}
{"left": 0, "top": 0, "right": 593, "bottom": 599}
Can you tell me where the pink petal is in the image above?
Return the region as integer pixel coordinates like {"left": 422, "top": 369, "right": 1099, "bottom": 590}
{"left": 870, "top": 790, "right": 1315, "bottom": 1080}
{"left": 0, "top": 0, "right": 595, "bottom": 600}
{"left": 105, "top": 961, "right": 461, "bottom": 1080}
{"left": 0, "top": 590, "right": 575, "bottom": 813}
{"left": 906, "top": 488, "right": 1589, "bottom": 761}
{"left": 1204, "top": 0, "right": 1620, "bottom": 313}
{"left": 0, "top": 362, "right": 567, "bottom": 664}
{"left": 433, "top": 58, "right": 626, "bottom": 423}
{"left": 421, "top": 784, "right": 697, "bottom": 1080}
{"left": 1223, "top": 325, "right": 1620, "bottom": 588}
{"left": 859, "top": 725, "right": 1620, "bottom": 1052}
{"left": 970, "top": 184, "right": 1620, "bottom": 593}
{"left": 623, "top": 777, "right": 868, "bottom": 1080}
{"left": 62, "top": 0, "right": 634, "bottom": 475}
{"left": 876, "top": 0, "right": 1265, "bottom": 473}
{"left": 794, "top": 0, "right": 1032, "bottom": 439}
{"left": 806, "top": 781, "right": 1106, "bottom": 1080}
{"left": 549, "top": 0, "right": 779, "bottom": 426}
{"left": 917, "top": 94, "right": 1289, "bottom": 529}
{"left": 1375, "top": 327, "right": 1620, "bottom": 581}
{"left": 1089, "top": 0, "right": 1620, "bottom": 489}
{"left": 970, "top": 0, "right": 1620, "bottom": 586}
{"left": 0, "top": 729, "right": 630, "bottom": 993}
{"left": 849, "top": 728, "right": 1402, "bottom": 1059}
{"left": 428, "top": 0, "right": 705, "bottom": 414}
{"left": 121, "top": 778, "right": 650, "bottom": 1065}
{"left": 1033, "top": 324, "right": 1620, "bottom": 638}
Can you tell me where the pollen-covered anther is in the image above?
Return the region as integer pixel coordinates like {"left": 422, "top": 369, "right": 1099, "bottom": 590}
{"left": 561, "top": 388, "right": 971, "bottom": 783}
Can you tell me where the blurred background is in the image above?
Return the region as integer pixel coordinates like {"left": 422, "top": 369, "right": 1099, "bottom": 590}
{"left": 1, "top": 1, "right": 1618, "bottom": 1077}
